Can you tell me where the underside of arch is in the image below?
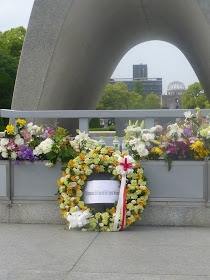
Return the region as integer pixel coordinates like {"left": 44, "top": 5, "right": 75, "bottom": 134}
{"left": 12, "top": 0, "right": 210, "bottom": 116}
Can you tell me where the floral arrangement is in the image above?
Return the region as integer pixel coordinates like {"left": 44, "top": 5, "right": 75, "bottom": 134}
{"left": 0, "top": 119, "right": 77, "bottom": 166}
{"left": 57, "top": 147, "right": 149, "bottom": 231}
{"left": 124, "top": 109, "right": 210, "bottom": 170}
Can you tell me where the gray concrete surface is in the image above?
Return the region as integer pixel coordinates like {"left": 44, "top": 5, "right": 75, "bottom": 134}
{"left": 0, "top": 224, "right": 210, "bottom": 280}
{"left": 11, "top": 0, "right": 210, "bottom": 130}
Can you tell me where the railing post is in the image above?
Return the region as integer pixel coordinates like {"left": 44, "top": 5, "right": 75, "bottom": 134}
{"left": 79, "top": 118, "right": 89, "bottom": 133}
{"left": 145, "top": 118, "right": 154, "bottom": 128}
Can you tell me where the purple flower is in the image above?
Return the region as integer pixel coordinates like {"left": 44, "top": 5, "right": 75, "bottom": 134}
{"left": 18, "top": 146, "right": 38, "bottom": 162}
{"left": 183, "top": 127, "right": 192, "bottom": 137}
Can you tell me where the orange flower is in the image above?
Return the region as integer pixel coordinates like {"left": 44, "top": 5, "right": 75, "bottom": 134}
{"left": 107, "top": 148, "right": 114, "bottom": 155}
{"left": 81, "top": 174, "right": 87, "bottom": 181}
{"left": 121, "top": 152, "right": 127, "bottom": 157}
{"left": 75, "top": 197, "right": 80, "bottom": 203}
{"left": 109, "top": 207, "right": 116, "bottom": 215}
{"left": 135, "top": 163, "right": 140, "bottom": 168}
{"left": 57, "top": 179, "right": 63, "bottom": 186}
{"left": 57, "top": 196, "right": 63, "bottom": 203}
{"left": 144, "top": 188, "right": 150, "bottom": 194}
{"left": 136, "top": 185, "right": 140, "bottom": 190}
{"left": 75, "top": 185, "right": 81, "bottom": 191}
{"left": 82, "top": 206, "right": 89, "bottom": 211}
{"left": 79, "top": 153, "right": 86, "bottom": 161}
{"left": 138, "top": 201, "right": 147, "bottom": 206}
{"left": 126, "top": 218, "right": 132, "bottom": 226}
{"left": 70, "top": 175, "right": 76, "bottom": 181}
{"left": 102, "top": 154, "right": 107, "bottom": 161}
{"left": 68, "top": 160, "right": 74, "bottom": 168}
{"left": 67, "top": 188, "right": 73, "bottom": 196}
{"left": 81, "top": 164, "right": 87, "bottom": 169}
{"left": 133, "top": 214, "right": 140, "bottom": 220}
{"left": 60, "top": 209, "right": 68, "bottom": 218}
{"left": 138, "top": 174, "right": 143, "bottom": 179}
{"left": 126, "top": 188, "right": 130, "bottom": 194}
{"left": 118, "top": 175, "right": 122, "bottom": 180}
{"left": 113, "top": 161, "right": 119, "bottom": 166}
{"left": 69, "top": 201, "right": 75, "bottom": 207}
{"left": 93, "top": 149, "right": 98, "bottom": 154}
{"left": 94, "top": 165, "right": 100, "bottom": 173}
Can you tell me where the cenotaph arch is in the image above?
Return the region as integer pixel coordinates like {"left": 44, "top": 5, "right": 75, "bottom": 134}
{"left": 12, "top": 0, "right": 210, "bottom": 115}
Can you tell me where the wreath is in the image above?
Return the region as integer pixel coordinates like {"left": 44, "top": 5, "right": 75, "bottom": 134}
{"left": 57, "top": 146, "right": 149, "bottom": 231}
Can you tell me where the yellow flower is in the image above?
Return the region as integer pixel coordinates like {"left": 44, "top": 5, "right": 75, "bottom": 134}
{"left": 6, "top": 124, "right": 15, "bottom": 135}
{"left": 15, "top": 118, "right": 26, "bottom": 126}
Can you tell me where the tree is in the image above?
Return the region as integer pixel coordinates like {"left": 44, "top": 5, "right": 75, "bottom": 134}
{"left": 0, "top": 26, "right": 26, "bottom": 58}
{"left": 0, "top": 72, "right": 14, "bottom": 109}
{"left": 144, "top": 92, "right": 161, "bottom": 109}
{"left": 133, "top": 81, "right": 146, "bottom": 99}
{"left": 97, "top": 82, "right": 144, "bottom": 110}
{"left": 0, "top": 27, "right": 26, "bottom": 130}
{"left": 181, "top": 82, "right": 210, "bottom": 109}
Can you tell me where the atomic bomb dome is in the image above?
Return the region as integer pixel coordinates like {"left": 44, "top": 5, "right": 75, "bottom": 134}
{"left": 161, "top": 81, "right": 186, "bottom": 109}
{"left": 167, "top": 81, "right": 186, "bottom": 96}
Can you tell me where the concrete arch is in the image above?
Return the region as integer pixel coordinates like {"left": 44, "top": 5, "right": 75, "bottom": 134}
{"left": 12, "top": 0, "right": 210, "bottom": 114}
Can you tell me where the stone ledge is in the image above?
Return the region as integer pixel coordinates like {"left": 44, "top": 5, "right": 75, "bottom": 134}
{"left": 2, "top": 203, "right": 210, "bottom": 226}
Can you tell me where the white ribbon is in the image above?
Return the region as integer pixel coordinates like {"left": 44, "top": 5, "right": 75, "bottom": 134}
{"left": 67, "top": 209, "right": 92, "bottom": 229}
{"left": 113, "top": 155, "right": 135, "bottom": 231}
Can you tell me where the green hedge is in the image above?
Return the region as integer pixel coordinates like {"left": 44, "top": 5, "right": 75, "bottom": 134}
{"left": 89, "top": 126, "right": 116, "bottom": 131}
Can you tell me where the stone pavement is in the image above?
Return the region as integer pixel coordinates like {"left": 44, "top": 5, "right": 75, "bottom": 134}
{"left": 0, "top": 224, "right": 210, "bottom": 280}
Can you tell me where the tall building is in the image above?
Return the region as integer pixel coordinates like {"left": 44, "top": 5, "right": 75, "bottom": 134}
{"left": 133, "top": 64, "right": 148, "bottom": 79}
{"left": 109, "top": 64, "right": 162, "bottom": 96}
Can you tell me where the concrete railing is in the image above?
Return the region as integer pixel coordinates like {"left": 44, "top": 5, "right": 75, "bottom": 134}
{"left": 2, "top": 109, "right": 210, "bottom": 133}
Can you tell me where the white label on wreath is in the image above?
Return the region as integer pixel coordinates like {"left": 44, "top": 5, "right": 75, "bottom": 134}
{"left": 84, "top": 180, "right": 120, "bottom": 204}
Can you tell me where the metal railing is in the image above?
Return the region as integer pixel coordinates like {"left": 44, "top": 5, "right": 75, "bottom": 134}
{"left": 1, "top": 109, "right": 210, "bottom": 133}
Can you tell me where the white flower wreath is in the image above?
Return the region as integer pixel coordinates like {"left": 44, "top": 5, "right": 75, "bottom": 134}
{"left": 57, "top": 146, "right": 149, "bottom": 231}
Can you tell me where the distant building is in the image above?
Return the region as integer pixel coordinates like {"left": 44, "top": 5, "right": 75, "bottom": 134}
{"left": 109, "top": 64, "right": 162, "bottom": 96}
{"left": 161, "top": 81, "right": 185, "bottom": 109}
{"left": 133, "top": 64, "right": 148, "bottom": 79}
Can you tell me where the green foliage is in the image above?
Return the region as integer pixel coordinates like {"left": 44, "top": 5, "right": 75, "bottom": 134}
{"left": 144, "top": 92, "right": 161, "bottom": 109}
{"left": 181, "top": 82, "right": 210, "bottom": 109}
{"left": 89, "top": 118, "right": 101, "bottom": 128}
{"left": 0, "top": 117, "right": 4, "bottom": 131}
{"left": 89, "top": 126, "right": 116, "bottom": 131}
{"left": 97, "top": 82, "right": 144, "bottom": 110}
{"left": 0, "top": 72, "right": 14, "bottom": 109}
{"left": 0, "top": 26, "right": 26, "bottom": 58}
{"left": 0, "top": 27, "right": 26, "bottom": 113}
{"left": 133, "top": 81, "right": 146, "bottom": 99}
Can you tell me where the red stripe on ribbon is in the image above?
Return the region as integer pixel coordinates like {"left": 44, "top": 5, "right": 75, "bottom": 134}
{"left": 120, "top": 183, "right": 126, "bottom": 231}
{"left": 120, "top": 157, "right": 132, "bottom": 171}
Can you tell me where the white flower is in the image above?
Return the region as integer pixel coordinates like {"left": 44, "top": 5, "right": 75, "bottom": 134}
{"left": 184, "top": 111, "right": 193, "bottom": 119}
{"left": 33, "top": 138, "right": 54, "bottom": 155}
{"left": 1, "top": 152, "right": 8, "bottom": 158}
{"left": 131, "top": 200, "right": 136, "bottom": 204}
{"left": 99, "top": 223, "right": 104, "bottom": 227}
{"left": 45, "top": 162, "right": 54, "bottom": 167}
{"left": 14, "top": 137, "right": 24, "bottom": 146}
{"left": 142, "top": 133, "right": 155, "bottom": 143}
{"left": 11, "top": 152, "right": 17, "bottom": 160}
{"left": 75, "top": 131, "right": 89, "bottom": 143}
{"left": 0, "top": 146, "right": 6, "bottom": 153}
{"left": 0, "top": 138, "right": 9, "bottom": 146}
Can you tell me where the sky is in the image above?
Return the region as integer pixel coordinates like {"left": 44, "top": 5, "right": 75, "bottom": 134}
{"left": 0, "top": 0, "right": 199, "bottom": 94}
